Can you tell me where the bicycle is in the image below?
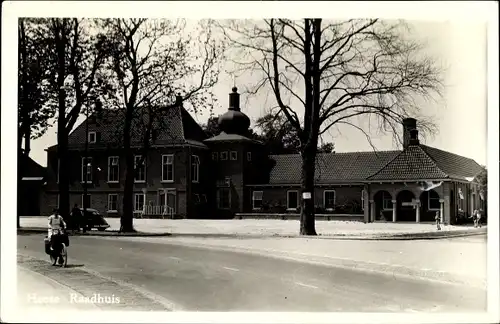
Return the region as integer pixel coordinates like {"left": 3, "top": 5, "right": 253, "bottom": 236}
{"left": 44, "top": 229, "right": 68, "bottom": 267}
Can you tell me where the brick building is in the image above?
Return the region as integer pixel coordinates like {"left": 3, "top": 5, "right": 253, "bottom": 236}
{"left": 41, "top": 87, "right": 486, "bottom": 224}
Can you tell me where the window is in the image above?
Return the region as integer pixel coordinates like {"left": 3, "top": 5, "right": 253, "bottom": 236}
{"left": 108, "top": 194, "right": 118, "bottom": 212}
{"left": 287, "top": 190, "right": 299, "bottom": 210}
{"left": 220, "top": 151, "right": 228, "bottom": 160}
{"left": 382, "top": 192, "right": 393, "bottom": 210}
{"left": 134, "top": 193, "right": 145, "bottom": 212}
{"left": 194, "top": 194, "right": 200, "bottom": 203}
{"left": 428, "top": 190, "right": 440, "bottom": 210}
{"left": 108, "top": 156, "right": 119, "bottom": 182}
{"left": 81, "top": 157, "right": 92, "bottom": 183}
{"left": 217, "top": 187, "right": 230, "bottom": 209}
{"left": 191, "top": 155, "right": 200, "bottom": 183}
{"left": 252, "top": 191, "right": 263, "bottom": 209}
{"left": 212, "top": 152, "right": 218, "bottom": 161}
{"left": 361, "top": 189, "right": 365, "bottom": 210}
{"left": 230, "top": 151, "right": 237, "bottom": 160}
{"left": 162, "top": 155, "right": 174, "bottom": 182}
{"left": 324, "top": 190, "right": 336, "bottom": 210}
{"left": 134, "top": 155, "right": 146, "bottom": 183}
{"left": 88, "top": 131, "right": 96, "bottom": 143}
{"left": 82, "top": 194, "right": 91, "bottom": 209}
{"left": 247, "top": 152, "right": 252, "bottom": 161}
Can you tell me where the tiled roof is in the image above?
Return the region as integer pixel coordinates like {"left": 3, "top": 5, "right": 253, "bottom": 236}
{"left": 67, "top": 105, "right": 205, "bottom": 148}
{"left": 268, "top": 151, "right": 400, "bottom": 184}
{"left": 268, "top": 144, "right": 484, "bottom": 184}
{"left": 420, "top": 145, "right": 484, "bottom": 180}
{"left": 368, "top": 146, "right": 448, "bottom": 180}
{"left": 204, "top": 132, "right": 263, "bottom": 144}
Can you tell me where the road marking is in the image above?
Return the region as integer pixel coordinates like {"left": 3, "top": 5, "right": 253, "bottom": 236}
{"left": 294, "top": 281, "right": 318, "bottom": 289}
{"left": 169, "top": 256, "right": 181, "bottom": 261}
{"left": 222, "top": 266, "right": 240, "bottom": 272}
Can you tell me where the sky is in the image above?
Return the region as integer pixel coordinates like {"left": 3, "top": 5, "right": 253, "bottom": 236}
{"left": 27, "top": 18, "right": 488, "bottom": 167}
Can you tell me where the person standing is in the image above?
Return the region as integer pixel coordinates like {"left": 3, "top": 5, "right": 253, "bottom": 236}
{"left": 476, "top": 209, "right": 482, "bottom": 228}
{"left": 471, "top": 209, "right": 478, "bottom": 228}
{"left": 71, "top": 204, "right": 82, "bottom": 233}
{"left": 435, "top": 210, "right": 441, "bottom": 230}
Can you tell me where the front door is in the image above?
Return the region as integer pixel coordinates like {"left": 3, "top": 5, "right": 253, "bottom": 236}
{"left": 158, "top": 189, "right": 176, "bottom": 214}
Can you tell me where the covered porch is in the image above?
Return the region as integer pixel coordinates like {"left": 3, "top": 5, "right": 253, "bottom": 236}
{"left": 365, "top": 181, "right": 447, "bottom": 224}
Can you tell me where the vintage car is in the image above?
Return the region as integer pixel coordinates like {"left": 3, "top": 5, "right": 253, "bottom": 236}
{"left": 79, "top": 208, "right": 110, "bottom": 231}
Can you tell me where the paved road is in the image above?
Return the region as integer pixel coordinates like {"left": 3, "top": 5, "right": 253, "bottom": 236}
{"left": 17, "top": 234, "right": 486, "bottom": 312}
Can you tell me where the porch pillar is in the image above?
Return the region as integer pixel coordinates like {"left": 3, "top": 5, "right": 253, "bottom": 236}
{"left": 440, "top": 199, "right": 444, "bottom": 223}
{"left": 415, "top": 199, "right": 420, "bottom": 223}
{"left": 369, "top": 200, "right": 375, "bottom": 222}
{"left": 392, "top": 200, "right": 397, "bottom": 222}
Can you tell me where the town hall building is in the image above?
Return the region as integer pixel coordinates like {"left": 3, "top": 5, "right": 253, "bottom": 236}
{"left": 40, "top": 87, "right": 486, "bottom": 225}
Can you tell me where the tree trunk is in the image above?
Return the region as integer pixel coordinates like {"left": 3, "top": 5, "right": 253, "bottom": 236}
{"left": 57, "top": 127, "right": 70, "bottom": 221}
{"left": 17, "top": 129, "right": 23, "bottom": 228}
{"left": 120, "top": 106, "right": 136, "bottom": 232}
{"left": 121, "top": 152, "right": 136, "bottom": 232}
{"left": 299, "top": 144, "right": 318, "bottom": 236}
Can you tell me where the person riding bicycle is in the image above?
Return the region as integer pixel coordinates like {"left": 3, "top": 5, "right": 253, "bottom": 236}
{"left": 48, "top": 208, "right": 66, "bottom": 250}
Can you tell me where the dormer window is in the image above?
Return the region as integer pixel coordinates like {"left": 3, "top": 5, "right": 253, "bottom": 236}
{"left": 220, "top": 152, "right": 228, "bottom": 161}
{"left": 88, "top": 131, "right": 97, "bottom": 144}
{"left": 247, "top": 152, "right": 252, "bottom": 161}
{"left": 230, "top": 151, "right": 237, "bottom": 161}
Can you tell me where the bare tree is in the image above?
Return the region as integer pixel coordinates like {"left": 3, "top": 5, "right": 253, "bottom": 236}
{"left": 221, "top": 19, "right": 443, "bottom": 235}
{"left": 103, "top": 19, "right": 223, "bottom": 232}
{"left": 32, "top": 18, "right": 111, "bottom": 221}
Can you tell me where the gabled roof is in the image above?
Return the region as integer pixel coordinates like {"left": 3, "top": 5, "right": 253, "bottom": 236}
{"left": 268, "top": 151, "right": 400, "bottom": 184}
{"left": 420, "top": 145, "right": 484, "bottom": 181}
{"left": 267, "top": 144, "right": 484, "bottom": 185}
{"left": 368, "top": 146, "right": 448, "bottom": 180}
{"left": 66, "top": 105, "right": 208, "bottom": 149}
{"left": 367, "top": 144, "right": 485, "bottom": 181}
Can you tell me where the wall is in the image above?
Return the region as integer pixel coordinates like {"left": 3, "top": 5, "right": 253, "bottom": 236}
{"left": 247, "top": 185, "right": 365, "bottom": 214}
{"left": 43, "top": 145, "right": 194, "bottom": 218}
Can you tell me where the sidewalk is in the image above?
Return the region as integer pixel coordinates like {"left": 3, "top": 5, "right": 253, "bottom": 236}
{"left": 19, "top": 217, "right": 486, "bottom": 239}
{"left": 16, "top": 266, "right": 99, "bottom": 314}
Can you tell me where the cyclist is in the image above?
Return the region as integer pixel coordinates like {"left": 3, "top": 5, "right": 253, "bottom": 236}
{"left": 48, "top": 208, "right": 66, "bottom": 250}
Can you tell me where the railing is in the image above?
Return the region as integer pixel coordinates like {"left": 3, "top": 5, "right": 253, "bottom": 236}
{"left": 139, "top": 205, "right": 174, "bottom": 219}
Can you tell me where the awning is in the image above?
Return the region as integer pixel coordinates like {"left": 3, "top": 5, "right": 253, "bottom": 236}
{"left": 21, "top": 177, "right": 44, "bottom": 181}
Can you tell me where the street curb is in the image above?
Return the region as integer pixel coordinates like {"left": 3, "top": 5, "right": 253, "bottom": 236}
{"left": 17, "top": 227, "right": 171, "bottom": 237}
{"left": 18, "top": 227, "right": 485, "bottom": 240}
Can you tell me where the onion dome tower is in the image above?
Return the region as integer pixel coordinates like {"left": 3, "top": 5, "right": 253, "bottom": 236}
{"left": 218, "top": 87, "right": 251, "bottom": 135}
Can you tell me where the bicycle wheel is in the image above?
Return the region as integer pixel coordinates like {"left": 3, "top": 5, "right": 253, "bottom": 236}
{"left": 60, "top": 243, "right": 68, "bottom": 267}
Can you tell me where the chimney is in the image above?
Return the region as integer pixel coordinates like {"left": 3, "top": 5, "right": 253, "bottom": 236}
{"left": 402, "top": 118, "right": 417, "bottom": 148}
{"left": 228, "top": 87, "right": 240, "bottom": 111}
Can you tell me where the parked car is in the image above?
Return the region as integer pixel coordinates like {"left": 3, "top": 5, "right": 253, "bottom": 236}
{"left": 79, "top": 208, "right": 110, "bottom": 231}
